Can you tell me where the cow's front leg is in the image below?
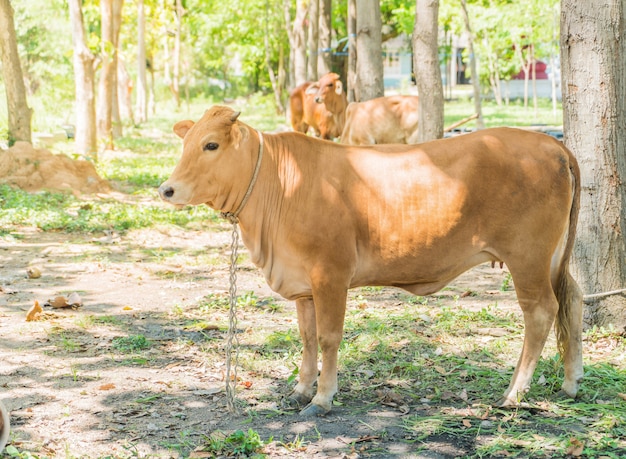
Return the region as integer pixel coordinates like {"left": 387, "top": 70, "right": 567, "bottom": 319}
{"left": 300, "top": 283, "right": 347, "bottom": 416}
{"left": 285, "top": 297, "right": 318, "bottom": 408}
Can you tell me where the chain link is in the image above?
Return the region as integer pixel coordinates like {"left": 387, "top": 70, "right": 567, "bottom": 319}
{"left": 225, "top": 219, "right": 241, "bottom": 414}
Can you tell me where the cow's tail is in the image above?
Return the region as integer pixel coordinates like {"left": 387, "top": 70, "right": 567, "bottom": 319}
{"left": 553, "top": 146, "right": 582, "bottom": 359}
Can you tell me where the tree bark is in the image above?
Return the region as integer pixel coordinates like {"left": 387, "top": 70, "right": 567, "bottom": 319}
{"left": 356, "top": 0, "right": 384, "bottom": 101}
{"left": 459, "top": 0, "right": 484, "bottom": 129}
{"left": 413, "top": 0, "right": 444, "bottom": 141}
{"left": 561, "top": 0, "right": 626, "bottom": 331}
{"left": 0, "top": 0, "right": 32, "bottom": 145}
{"left": 136, "top": 0, "right": 148, "bottom": 123}
{"left": 68, "top": 0, "right": 97, "bottom": 159}
{"left": 347, "top": 0, "right": 357, "bottom": 102}
{"left": 317, "top": 0, "right": 332, "bottom": 75}
{"left": 170, "top": 0, "right": 183, "bottom": 108}
{"left": 307, "top": 0, "right": 318, "bottom": 80}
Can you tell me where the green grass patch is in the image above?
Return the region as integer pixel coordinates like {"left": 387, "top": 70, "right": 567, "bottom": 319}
{"left": 111, "top": 334, "right": 152, "bottom": 353}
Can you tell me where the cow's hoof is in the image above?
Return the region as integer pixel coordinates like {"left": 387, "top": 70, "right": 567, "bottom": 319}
{"left": 299, "top": 403, "right": 330, "bottom": 417}
{"left": 282, "top": 391, "right": 313, "bottom": 410}
{"left": 553, "top": 389, "right": 576, "bottom": 402}
{"left": 0, "top": 400, "right": 10, "bottom": 453}
{"left": 495, "top": 397, "right": 519, "bottom": 408}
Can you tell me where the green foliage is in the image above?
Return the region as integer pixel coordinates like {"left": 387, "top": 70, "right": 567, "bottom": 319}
{"left": 112, "top": 334, "right": 152, "bottom": 353}
{"left": 201, "top": 429, "right": 267, "bottom": 457}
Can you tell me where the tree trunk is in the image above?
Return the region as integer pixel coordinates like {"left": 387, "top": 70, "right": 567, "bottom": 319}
{"left": 0, "top": 0, "right": 32, "bottom": 145}
{"left": 307, "top": 0, "right": 319, "bottom": 80}
{"left": 292, "top": 0, "right": 308, "bottom": 86}
{"left": 356, "top": 0, "right": 384, "bottom": 101}
{"left": 317, "top": 0, "right": 332, "bottom": 75}
{"left": 413, "top": 0, "right": 444, "bottom": 141}
{"left": 460, "top": 0, "right": 484, "bottom": 129}
{"left": 561, "top": 0, "right": 626, "bottom": 331}
{"left": 171, "top": 0, "right": 183, "bottom": 108}
{"left": 68, "top": 0, "right": 97, "bottom": 159}
{"left": 111, "top": 0, "right": 123, "bottom": 138}
{"left": 347, "top": 0, "right": 357, "bottom": 102}
{"left": 97, "top": 0, "right": 114, "bottom": 147}
{"left": 136, "top": 0, "right": 148, "bottom": 123}
{"left": 117, "top": 58, "right": 134, "bottom": 125}
{"left": 265, "top": 1, "right": 285, "bottom": 114}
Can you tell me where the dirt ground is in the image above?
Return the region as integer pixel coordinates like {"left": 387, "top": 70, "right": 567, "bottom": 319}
{"left": 0, "top": 219, "right": 523, "bottom": 459}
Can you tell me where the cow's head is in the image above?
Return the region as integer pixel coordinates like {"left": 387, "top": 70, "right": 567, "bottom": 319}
{"left": 311, "top": 73, "right": 344, "bottom": 108}
{"left": 158, "top": 105, "right": 250, "bottom": 210}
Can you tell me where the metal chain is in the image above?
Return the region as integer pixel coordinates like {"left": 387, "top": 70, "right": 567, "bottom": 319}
{"left": 225, "top": 219, "right": 241, "bottom": 414}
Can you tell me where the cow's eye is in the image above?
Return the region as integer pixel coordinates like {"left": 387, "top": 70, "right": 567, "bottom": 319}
{"left": 203, "top": 142, "right": 219, "bottom": 151}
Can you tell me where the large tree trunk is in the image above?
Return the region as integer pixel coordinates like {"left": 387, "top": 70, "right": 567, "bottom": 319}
{"left": 413, "top": 0, "right": 444, "bottom": 141}
{"left": 68, "top": 0, "right": 97, "bottom": 159}
{"left": 459, "top": 0, "right": 484, "bottom": 129}
{"left": 97, "top": 0, "right": 114, "bottom": 147}
{"left": 0, "top": 0, "right": 32, "bottom": 145}
{"left": 356, "top": 0, "right": 384, "bottom": 101}
{"left": 561, "top": 0, "right": 626, "bottom": 331}
{"left": 307, "top": 0, "right": 319, "bottom": 80}
{"left": 347, "top": 0, "right": 357, "bottom": 102}
{"left": 136, "top": 0, "right": 148, "bottom": 123}
{"left": 317, "top": 0, "right": 332, "bottom": 75}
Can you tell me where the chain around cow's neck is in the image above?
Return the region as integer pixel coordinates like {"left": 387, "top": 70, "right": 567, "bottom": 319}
{"left": 220, "top": 130, "right": 264, "bottom": 224}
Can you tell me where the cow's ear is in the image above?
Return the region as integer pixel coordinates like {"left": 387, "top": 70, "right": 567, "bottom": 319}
{"left": 173, "top": 120, "right": 195, "bottom": 139}
{"left": 335, "top": 80, "right": 343, "bottom": 95}
{"left": 305, "top": 84, "right": 319, "bottom": 95}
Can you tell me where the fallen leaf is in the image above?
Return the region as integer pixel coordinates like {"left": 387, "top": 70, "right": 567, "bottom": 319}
{"left": 242, "top": 381, "right": 253, "bottom": 389}
{"left": 462, "top": 419, "right": 472, "bottom": 428}
{"left": 618, "top": 393, "right": 626, "bottom": 401}
{"left": 26, "top": 267, "right": 41, "bottom": 279}
{"left": 566, "top": 438, "right": 584, "bottom": 457}
{"left": 47, "top": 296, "right": 71, "bottom": 308}
{"left": 99, "top": 383, "right": 116, "bottom": 391}
{"left": 434, "top": 366, "right": 447, "bottom": 375}
{"left": 68, "top": 292, "right": 83, "bottom": 307}
{"left": 123, "top": 306, "right": 133, "bottom": 310}
{"left": 26, "top": 300, "right": 43, "bottom": 322}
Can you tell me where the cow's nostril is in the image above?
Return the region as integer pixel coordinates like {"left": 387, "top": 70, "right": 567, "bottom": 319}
{"left": 160, "top": 185, "right": 175, "bottom": 199}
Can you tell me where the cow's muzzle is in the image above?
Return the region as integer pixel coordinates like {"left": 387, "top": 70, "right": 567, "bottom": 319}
{"left": 158, "top": 184, "right": 175, "bottom": 201}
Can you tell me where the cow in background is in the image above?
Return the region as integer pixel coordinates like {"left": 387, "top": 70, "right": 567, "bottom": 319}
{"left": 288, "top": 73, "right": 347, "bottom": 140}
{"left": 341, "top": 95, "right": 420, "bottom": 145}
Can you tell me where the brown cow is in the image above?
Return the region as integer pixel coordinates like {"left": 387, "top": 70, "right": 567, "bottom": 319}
{"left": 288, "top": 73, "right": 347, "bottom": 140}
{"left": 159, "top": 105, "right": 583, "bottom": 416}
{"left": 341, "top": 95, "right": 420, "bottom": 145}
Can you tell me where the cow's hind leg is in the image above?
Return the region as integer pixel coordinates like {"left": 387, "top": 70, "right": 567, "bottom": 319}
{"left": 285, "top": 297, "right": 318, "bottom": 408}
{"left": 558, "top": 271, "right": 584, "bottom": 398}
{"left": 498, "top": 278, "right": 558, "bottom": 406}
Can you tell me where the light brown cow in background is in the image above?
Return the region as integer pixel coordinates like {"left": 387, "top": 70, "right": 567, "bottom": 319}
{"left": 288, "top": 73, "right": 347, "bottom": 140}
{"left": 341, "top": 95, "right": 420, "bottom": 145}
{"left": 160, "top": 105, "right": 583, "bottom": 417}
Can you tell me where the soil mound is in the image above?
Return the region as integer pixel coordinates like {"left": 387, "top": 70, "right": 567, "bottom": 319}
{"left": 0, "top": 142, "right": 110, "bottom": 195}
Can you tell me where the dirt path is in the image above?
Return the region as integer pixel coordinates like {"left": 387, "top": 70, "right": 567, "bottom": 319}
{"left": 0, "top": 226, "right": 520, "bottom": 458}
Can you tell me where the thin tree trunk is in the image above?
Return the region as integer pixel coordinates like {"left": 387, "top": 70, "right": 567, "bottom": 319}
{"left": 307, "top": 0, "right": 319, "bottom": 80}
{"left": 97, "top": 0, "right": 114, "bottom": 147}
{"left": 171, "top": 0, "right": 183, "bottom": 108}
{"left": 136, "top": 0, "right": 148, "bottom": 123}
{"left": 292, "top": 0, "right": 308, "bottom": 85}
{"left": 68, "top": 0, "right": 97, "bottom": 159}
{"left": 317, "top": 0, "right": 332, "bottom": 75}
{"left": 562, "top": 0, "right": 626, "bottom": 331}
{"left": 265, "top": 1, "right": 285, "bottom": 114}
{"left": 111, "top": 0, "right": 123, "bottom": 138}
{"left": 460, "top": 0, "right": 484, "bottom": 129}
{"left": 347, "top": 0, "right": 357, "bottom": 102}
{"left": 117, "top": 58, "right": 134, "bottom": 125}
{"left": 0, "top": 0, "right": 32, "bottom": 145}
{"left": 413, "top": 0, "right": 444, "bottom": 141}
{"left": 356, "top": 0, "right": 384, "bottom": 101}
